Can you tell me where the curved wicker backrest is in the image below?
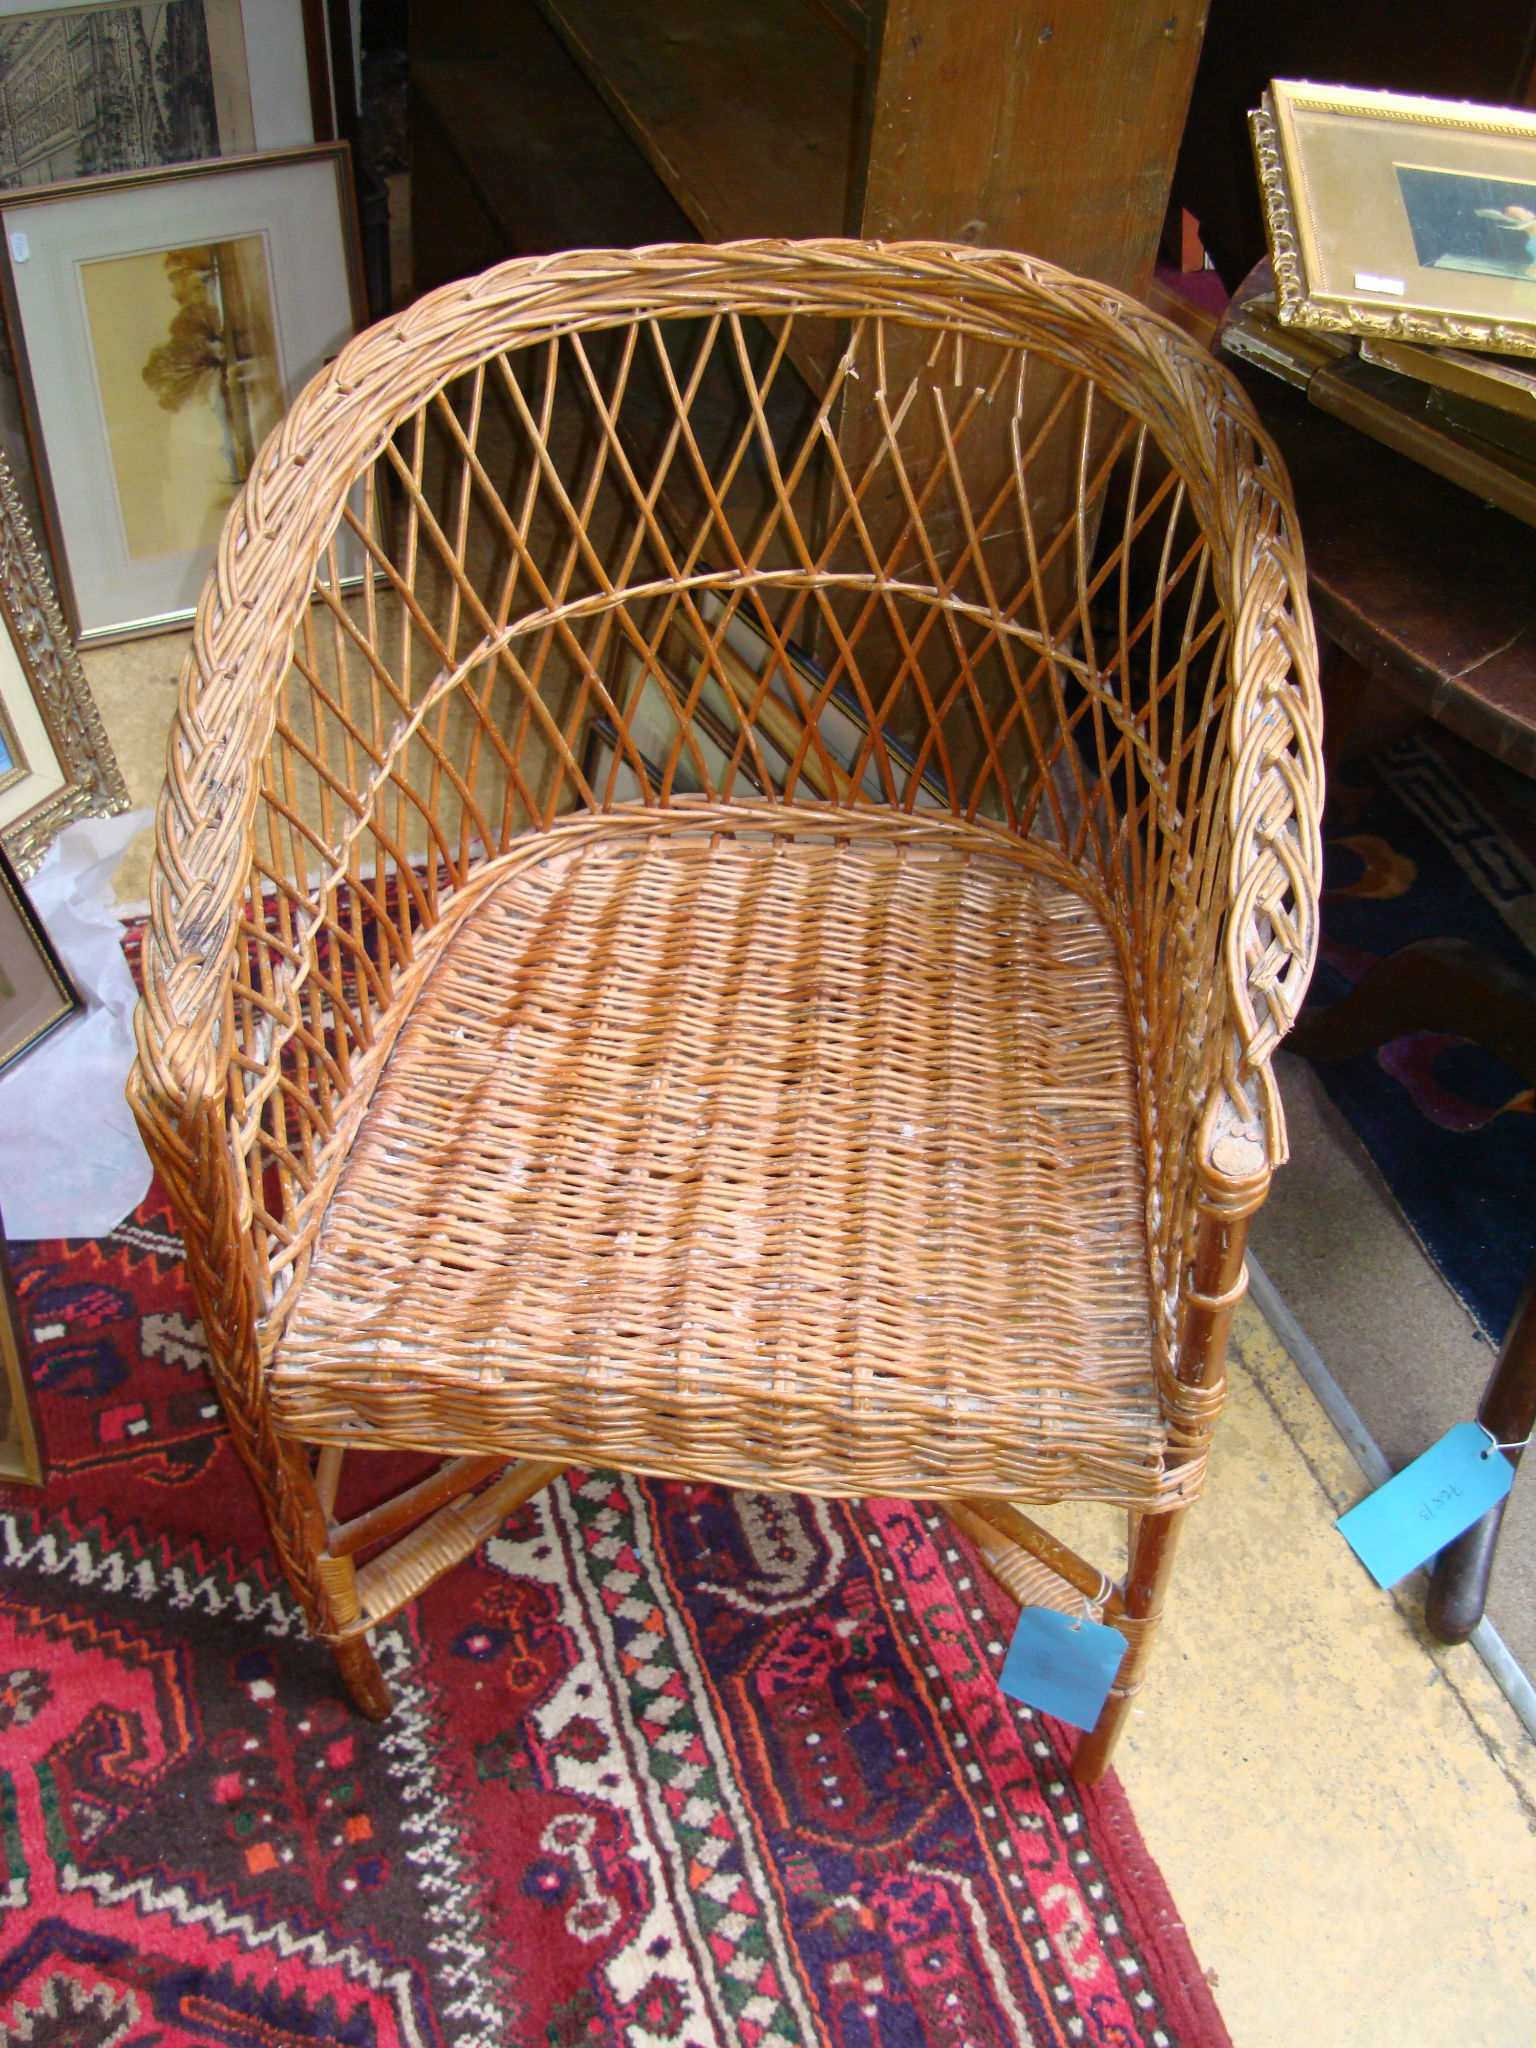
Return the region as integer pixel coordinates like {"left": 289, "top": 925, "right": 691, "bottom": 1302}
{"left": 131, "top": 241, "right": 1321, "bottom": 1432}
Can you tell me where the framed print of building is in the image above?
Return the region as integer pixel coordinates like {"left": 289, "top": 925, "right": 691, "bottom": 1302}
{"left": 0, "top": 0, "right": 254, "bottom": 188}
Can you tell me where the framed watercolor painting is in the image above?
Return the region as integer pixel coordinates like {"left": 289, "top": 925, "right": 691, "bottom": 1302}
{"left": 0, "top": 443, "right": 127, "bottom": 873}
{"left": 1253, "top": 81, "right": 1536, "bottom": 357}
{"left": 0, "top": 143, "right": 362, "bottom": 640}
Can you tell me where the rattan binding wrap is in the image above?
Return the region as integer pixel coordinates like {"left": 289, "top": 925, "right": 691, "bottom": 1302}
{"left": 128, "top": 241, "right": 1321, "bottom": 1743}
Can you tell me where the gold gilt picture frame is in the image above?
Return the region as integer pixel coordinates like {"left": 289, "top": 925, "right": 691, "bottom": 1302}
{"left": 1253, "top": 81, "right": 1536, "bottom": 358}
{"left": 0, "top": 445, "right": 128, "bottom": 875}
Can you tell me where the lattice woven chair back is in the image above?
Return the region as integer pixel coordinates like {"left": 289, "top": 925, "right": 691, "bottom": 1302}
{"left": 131, "top": 242, "right": 1321, "bottom": 1779}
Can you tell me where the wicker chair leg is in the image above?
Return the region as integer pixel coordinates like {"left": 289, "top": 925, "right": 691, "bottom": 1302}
{"left": 333, "top": 1635, "right": 393, "bottom": 1719}
{"left": 1071, "top": 1171, "right": 1259, "bottom": 1782}
{"left": 226, "top": 1438, "right": 394, "bottom": 1717}
{"left": 1070, "top": 1504, "right": 1188, "bottom": 1785}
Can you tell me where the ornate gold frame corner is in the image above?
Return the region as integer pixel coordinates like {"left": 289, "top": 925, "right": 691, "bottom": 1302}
{"left": 1250, "top": 98, "right": 1334, "bottom": 334}
{"left": 0, "top": 449, "right": 129, "bottom": 878}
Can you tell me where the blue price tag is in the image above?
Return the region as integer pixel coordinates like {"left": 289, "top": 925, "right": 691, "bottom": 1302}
{"left": 998, "top": 1606, "right": 1127, "bottom": 1731}
{"left": 1336, "top": 1423, "right": 1514, "bottom": 1590}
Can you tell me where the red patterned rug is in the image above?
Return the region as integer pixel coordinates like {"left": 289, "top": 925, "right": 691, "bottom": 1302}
{"left": 1, "top": 1180, "right": 1230, "bottom": 2048}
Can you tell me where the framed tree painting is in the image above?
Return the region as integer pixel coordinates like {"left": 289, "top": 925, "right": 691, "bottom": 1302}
{"left": 0, "top": 143, "right": 362, "bottom": 641}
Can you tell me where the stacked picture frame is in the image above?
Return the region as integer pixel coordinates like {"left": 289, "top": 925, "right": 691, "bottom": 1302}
{"left": 2, "top": 143, "right": 363, "bottom": 641}
{"left": 1253, "top": 80, "right": 1536, "bottom": 357}
{"left": 0, "top": 3, "right": 363, "bottom": 1473}
{"left": 0, "top": 0, "right": 365, "bottom": 648}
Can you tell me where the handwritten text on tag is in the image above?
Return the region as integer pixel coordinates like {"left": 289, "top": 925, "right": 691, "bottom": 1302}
{"left": 1336, "top": 1423, "right": 1514, "bottom": 1590}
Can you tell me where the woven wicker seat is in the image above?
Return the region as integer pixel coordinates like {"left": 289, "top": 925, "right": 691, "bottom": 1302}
{"left": 130, "top": 241, "right": 1322, "bottom": 1780}
{"left": 272, "top": 813, "right": 1162, "bottom": 1498}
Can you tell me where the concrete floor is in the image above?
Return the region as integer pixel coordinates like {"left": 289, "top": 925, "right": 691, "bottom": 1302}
{"left": 1084, "top": 1302, "right": 1536, "bottom": 2048}
{"left": 84, "top": 627, "right": 1536, "bottom": 2044}
{"left": 1253, "top": 1051, "right": 1534, "bottom": 1679}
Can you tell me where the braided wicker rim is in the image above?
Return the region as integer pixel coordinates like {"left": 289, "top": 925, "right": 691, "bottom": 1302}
{"left": 135, "top": 238, "right": 1322, "bottom": 1156}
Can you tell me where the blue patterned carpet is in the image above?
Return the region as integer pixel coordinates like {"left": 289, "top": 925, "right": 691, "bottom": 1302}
{"left": 1303, "top": 726, "right": 1536, "bottom": 1342}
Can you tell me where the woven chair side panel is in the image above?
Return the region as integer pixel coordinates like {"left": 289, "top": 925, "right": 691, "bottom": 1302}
{"left": 121, "top": 1076, "right": 336, "bottom": 1632}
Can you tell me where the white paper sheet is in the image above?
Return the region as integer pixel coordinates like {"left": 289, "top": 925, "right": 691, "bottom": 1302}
{"left": 0, "top": 810, "right": 154, "bottom": 1239}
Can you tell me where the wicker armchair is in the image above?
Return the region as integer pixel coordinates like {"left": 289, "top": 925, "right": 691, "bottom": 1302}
{"left": 130, "top": 242, "right": 1321, "bottom": 1782}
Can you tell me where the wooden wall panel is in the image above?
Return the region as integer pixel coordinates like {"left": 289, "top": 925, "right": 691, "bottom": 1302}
{"left": 857, "top": 0, "right": 1207, "bottom": 298}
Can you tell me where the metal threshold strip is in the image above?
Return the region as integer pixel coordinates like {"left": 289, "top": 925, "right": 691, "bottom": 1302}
{"left": 1246, "top": 1252, "right": 1536, "bottom": 1745}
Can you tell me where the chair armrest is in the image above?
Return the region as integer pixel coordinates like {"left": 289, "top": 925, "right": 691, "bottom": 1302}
{"left": 1220, "top": 452, "right": 1325, "bottom": 1163}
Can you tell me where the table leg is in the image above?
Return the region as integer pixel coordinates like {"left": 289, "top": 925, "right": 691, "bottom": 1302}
{"left": 1291, "top": 937, "right": 1536, "bottom": 1645}
{"left": 1287, "top": 936, "right": 1536, "bottom": 1079}
{"left": 1318, "top": 642, "right": 1422, "bottom": 778}
{"left": 1426, "top": 1270, "right": 1536, "bottom": 1644}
